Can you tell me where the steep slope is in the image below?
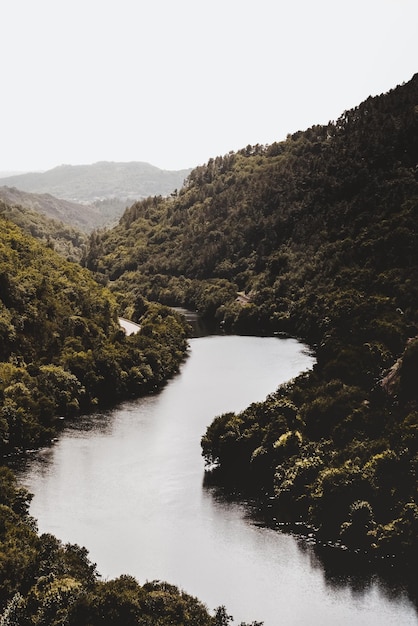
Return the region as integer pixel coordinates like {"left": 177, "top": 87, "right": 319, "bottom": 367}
{"left": 85, "top": 74, "right": 418, "bottom": 558}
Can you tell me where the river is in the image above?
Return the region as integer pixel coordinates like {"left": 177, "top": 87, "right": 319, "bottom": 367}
{"left": 16, "top": 332, "right": 418, "bottom": 625}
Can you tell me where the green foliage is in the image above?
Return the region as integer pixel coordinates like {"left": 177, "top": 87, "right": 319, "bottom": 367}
{"left": 0, "top": 199, "right": 88, "bottom": 260}
{"left": 213, "top": 605, "right": 263, "bottom": 626}
{"left": 340, "top": 500, "right": 376, "bottom": 549}
{"left": 0, "top": 592, "right": 26, "bottom": 626}
{"left": 0, "top": 218, "right": 189, "bottom": 453}
{"left": 373, "top": 502, "right": 418, "bottom": 557}
{"left": 0, "top": 468, "right": 38, "bottom": 608}
{"left": 67, "top": 577, "right": 215, "bottom": 626}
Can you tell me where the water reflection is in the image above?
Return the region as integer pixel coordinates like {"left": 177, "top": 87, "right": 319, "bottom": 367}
{"left": 11, "top": 410, "right": 115, "bottom": 475}
{"left": 172, "top": 306, "right": 219, "bottom": 337}
{"left": 203, "top": 477, "right": 418, "bottom": 622}
{"left": 308, "top": 542, "right": 418, "bottom": 612}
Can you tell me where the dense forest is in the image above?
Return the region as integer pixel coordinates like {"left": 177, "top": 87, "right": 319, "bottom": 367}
{"left": 85, "top": 74, "right": 418, "bottom": 561}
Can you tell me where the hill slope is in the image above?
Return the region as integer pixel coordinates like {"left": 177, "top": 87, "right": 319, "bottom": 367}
{"left": 85, "top": 74, "right": 418, "bottom": 559}
{"left": 0, "top": 199, "right": 87, "bottom": 261}
{"left": 0, "top": 186, "right": 106, "bottom": 232}
{"left": 0, "top": 217, "right": 189, "bottom": 454}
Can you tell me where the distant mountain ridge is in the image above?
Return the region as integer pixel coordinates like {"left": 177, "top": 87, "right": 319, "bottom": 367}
{"left": 0, "top": 170, "right": 26, "bottom": 178}
{"left": 0, "top": 160, "right": 191, "bottom": 203}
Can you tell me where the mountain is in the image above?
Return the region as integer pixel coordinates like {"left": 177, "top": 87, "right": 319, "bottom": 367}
{"left": 84, "top": 74, "right": 418, "bottom": 559}
{"left": 0, "top": 162, "right": 191, "bottom": 232}
{"left": 0, "top": 161, "right": 191, "bottom": 203}
{"left": 86, "top": 74, "right": 418, "bottom": 336}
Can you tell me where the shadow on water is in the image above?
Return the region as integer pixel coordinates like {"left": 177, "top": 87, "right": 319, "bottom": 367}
{"left": 171, "top": 307, "right": 217, "bottom": 337}
{"left": 9, "top": 410, "right": 115, "bottom": 475}
{"left": 202, "top": 470, "right": 418, "bottom": 617}
{"left": 303, "top": 541, "right": 418, "bottom": 611}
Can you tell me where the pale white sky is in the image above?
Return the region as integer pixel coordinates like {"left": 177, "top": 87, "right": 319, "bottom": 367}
{"left": 1, "top": 0, "right": 417, "bottom": 173}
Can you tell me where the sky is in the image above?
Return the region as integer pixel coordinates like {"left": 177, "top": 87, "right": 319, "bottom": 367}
{"left": 1, "top": 0, "right": 417, "bottom": 173}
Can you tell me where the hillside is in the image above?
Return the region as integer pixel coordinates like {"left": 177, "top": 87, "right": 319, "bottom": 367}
{"left": 0, "top": 161, "right": 191, "bottom": 203}
{"left": 0, "top": 186, "right": 109, "bottom": 233}
{"left": 0, "top": 199, "right": 87, "bottom": 262}
{"left": 85, "top": 74, "right": 418, "bottom": 559}
{"left": 0, "top": 217, "right": 189, "bottom": 454}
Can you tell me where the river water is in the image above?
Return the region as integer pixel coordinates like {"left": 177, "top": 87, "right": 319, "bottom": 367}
{"left": 16, "top": 333, "right": 417, "bottom": 625}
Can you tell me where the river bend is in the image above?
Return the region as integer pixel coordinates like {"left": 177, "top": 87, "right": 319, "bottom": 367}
{"left": 17, "top": 335, "right": 417, "bottom": 625}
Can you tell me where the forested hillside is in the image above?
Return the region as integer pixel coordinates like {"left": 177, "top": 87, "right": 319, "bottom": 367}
{"left": 0, "top": 200, "right": 88, "bottom": 262}
{"left": 0, "top": 218, "right": 189, "bottom": 455}
{"left": 0, "top": 186, "right": 104, "bottom": 233}
{"left": 85, "top": 74, "right": 418, "bottom": 559}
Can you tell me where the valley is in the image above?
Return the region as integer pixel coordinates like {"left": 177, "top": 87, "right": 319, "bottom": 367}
{"left": 0, "top": 74, "right": 417, "bottom": 624}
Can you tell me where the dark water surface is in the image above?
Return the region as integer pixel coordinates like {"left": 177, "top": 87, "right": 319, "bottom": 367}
{"left": 17, "top": 335, "right": 417, "bottom": 625}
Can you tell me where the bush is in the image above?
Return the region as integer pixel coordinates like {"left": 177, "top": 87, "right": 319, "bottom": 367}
{"left": 340, "top": 500, "right": 376, "bottom": 549}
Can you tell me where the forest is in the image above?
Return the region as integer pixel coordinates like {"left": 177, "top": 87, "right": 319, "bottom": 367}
{"left": 0, "top": 200, "right": 88, "bottom": 262}
{"left": 0, "top": 73, "right": 417, "bottom": 623}
{"left": 85, "top": 74, "right": 418, "bottom": 561}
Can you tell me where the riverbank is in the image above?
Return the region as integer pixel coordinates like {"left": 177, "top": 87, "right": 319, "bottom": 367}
{"left": 16, "top": 334, "right": 418, "bottom": 625}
